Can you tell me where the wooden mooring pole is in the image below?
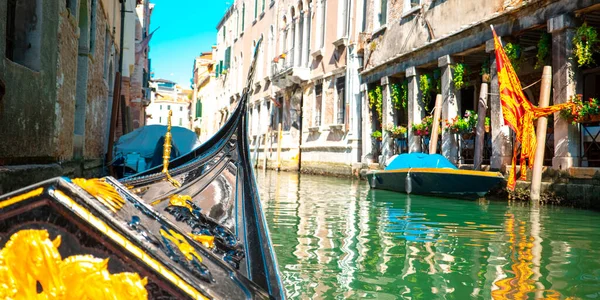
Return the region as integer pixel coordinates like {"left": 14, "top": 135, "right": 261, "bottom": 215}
{"left": 429, "top": 94, "right": 443, "bottom": 154}
{"left": 474, "top": 82, "right": 489, "bottom": 170}
{"left": 276, "top": 123, "right": 283, "bottom": 171}
{"left": 530, "top": 66, "right": 552, "bottom": 202}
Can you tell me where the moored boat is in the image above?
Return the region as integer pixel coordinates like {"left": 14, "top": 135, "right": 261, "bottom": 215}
{"left": 367, "top": 153, "right": 505, "bottom": 199}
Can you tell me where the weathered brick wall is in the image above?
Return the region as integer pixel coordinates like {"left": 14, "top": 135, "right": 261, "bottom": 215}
{"left": 55, "top": 9, "right": 79, "bottom": 162}
{"left": 84, "top": 3, "right": 110, "bottom": 159}
{"left": 0, "top": 0, "right": 61, "bottom": 164}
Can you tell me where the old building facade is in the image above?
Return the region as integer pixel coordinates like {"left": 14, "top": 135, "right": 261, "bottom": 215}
{"left": 361, "top": 0, "right": 600, "bottom": 172}
{"left": 205, "top": 0, "right": 600, "bottom": 176}
{"left": 191, "top": 51, "right": 216, "bottom": 141}
{"left": 206, "top": 0, "right": 363, "bottom": 175}
{"left": 0, "top": 0, "right": 153, "bottom": 192}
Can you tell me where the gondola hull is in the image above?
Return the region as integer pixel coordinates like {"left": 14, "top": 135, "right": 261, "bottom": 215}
{"left": 367, "top": 168, "right": 505, "bottom": 199}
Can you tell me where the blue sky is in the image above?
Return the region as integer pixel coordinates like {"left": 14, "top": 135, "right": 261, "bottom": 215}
{"left": 149, "top": 1, "right": 231, "bottom": 88}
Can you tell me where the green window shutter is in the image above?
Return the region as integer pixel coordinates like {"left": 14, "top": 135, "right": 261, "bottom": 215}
{"left": 220, "top": 61, "right": 223, "bottom": 74}
{"left": 196, "top": 101, "right": 202, "bottom": 118}
{"left": 381, "top": 0, "right": 387, "bottom": 25}
{"left": 225, "top": 47, "right": 231, "bottom": 70}
{"left": 242, "top": 4, "right": 245, "bottom": 31}
{"left": 262, "top": 0, "right": 265, "bottom": 11}
{"left": 254, "top": 0, "right": 258, "bottom": 19}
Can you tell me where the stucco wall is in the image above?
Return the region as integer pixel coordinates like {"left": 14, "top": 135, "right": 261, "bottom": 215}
{"left": 364, "top": 0, "right": 502, "bottom": 73}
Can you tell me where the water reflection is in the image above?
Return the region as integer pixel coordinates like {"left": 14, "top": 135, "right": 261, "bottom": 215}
{"left": 257, "top": 170, "right": 600, "bottom": 299}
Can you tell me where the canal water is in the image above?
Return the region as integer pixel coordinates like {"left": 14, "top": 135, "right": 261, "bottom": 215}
{"left": 256, "top": 170, "right": 600, "bottom": 299}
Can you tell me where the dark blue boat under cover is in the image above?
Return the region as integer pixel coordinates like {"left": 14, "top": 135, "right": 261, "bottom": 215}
{"left": 385, "top": 153, "right": 458, "bottom": 171}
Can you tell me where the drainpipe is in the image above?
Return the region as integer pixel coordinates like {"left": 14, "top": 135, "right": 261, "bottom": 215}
{"left": 106, "top": 0, "right": 127, "bottom": 174}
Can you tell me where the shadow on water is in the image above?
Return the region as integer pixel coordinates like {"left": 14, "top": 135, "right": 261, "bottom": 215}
{"left": 257, "top": 170, "right": 600, "bottom": 299}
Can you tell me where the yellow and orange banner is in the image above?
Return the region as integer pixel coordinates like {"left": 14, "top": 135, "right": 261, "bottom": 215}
{"left": 491, "top": 26, "right": 575, "bottom": 190}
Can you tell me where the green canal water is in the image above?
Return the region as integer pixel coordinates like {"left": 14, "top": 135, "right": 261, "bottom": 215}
{"left": 256, "top": 170, "right": 600, "bottom": 299}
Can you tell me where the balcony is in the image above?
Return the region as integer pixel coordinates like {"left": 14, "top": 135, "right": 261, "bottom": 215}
{"left": 271, "top": 49, "right": 310, "bottom": 88}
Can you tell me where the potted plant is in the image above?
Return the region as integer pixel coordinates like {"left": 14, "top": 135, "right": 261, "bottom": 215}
{"left": 445, "top": 110, "right": 478, "bottom": 139}
{"left": 386, "top": 123, "right": 408, "bottom": 139}
{"left": 573, "top": 23, "right": 599, "bottom": 68}
{"left": 371, "top": 130, "right": 382, "bottom": 141}
{"left": 412, "top": 116, "right": 434, "bottom": 137}
{"left": 560, "top": 94, "right": 600, "bottom": 124}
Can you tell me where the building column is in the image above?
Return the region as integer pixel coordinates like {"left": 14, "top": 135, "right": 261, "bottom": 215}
{"left": 302, "top": 11, "right": 310, "bottom": 67}
{"left": 406, "top": 67, "right": 423, "bottom": 153}
{"left": 381, "top": 76, "right": 393, "bottom": 165}
{"left": 549, "top": 14, "right": 582, "bottom": 170}
{"left": 439, "top": 55, "right": 459, "bottom": 164}
{"left": 361, "top": 83, "right": 374, "bottom": 163}
{"left": 293, "top": 17, "right": 301, "bottom": 67}
{"left": 486, "top": 38, "right": 513, "bottom": 170}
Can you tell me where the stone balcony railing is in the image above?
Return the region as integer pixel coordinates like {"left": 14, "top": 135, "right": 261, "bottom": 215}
{"left": 271, "top": 48, "right": 310, "bottom": 88}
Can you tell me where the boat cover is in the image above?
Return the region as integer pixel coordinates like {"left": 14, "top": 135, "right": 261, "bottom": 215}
{"left": 114, "top": 124, "right": 200, "bottom": 161}
{"left": 384, "top": 153, "right": 458, "bottom": 171}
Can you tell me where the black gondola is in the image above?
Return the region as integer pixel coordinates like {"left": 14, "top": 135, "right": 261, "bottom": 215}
{"left": 0, "top": 39, "right": 285, "bottom": 299}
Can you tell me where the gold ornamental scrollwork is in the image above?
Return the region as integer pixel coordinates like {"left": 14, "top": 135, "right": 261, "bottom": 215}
{"left": 72, "top": 178, "right": 125, "bottom": 213}
{"left": 0, "top": 229, "right": 148, "bottom": 299}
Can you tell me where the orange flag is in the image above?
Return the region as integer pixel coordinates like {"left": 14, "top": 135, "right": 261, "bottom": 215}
{"left": 491, "top": 26, "right": 575, "bottom": 190}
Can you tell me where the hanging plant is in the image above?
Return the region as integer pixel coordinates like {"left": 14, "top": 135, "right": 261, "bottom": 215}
{"left": 452, "top": 63, "right": 468, "bottom": 90}
{"left": 390, "top": 81, "right": 408, "bottom": 110}
{"left": 535, "top": 33, "right": 551, "bottom": 69}
{"left": 573, "top": 23, "right": 599, "bottom": 68}
{"left": 433, "top": 69, "right": 441, "bottom": 94}
{"left": 480, "top": 58, "right": 490, "bottom": 82}
{"left": 368, "top": 86, "right": 383, "bottom": 123}
{"left": 505, "top": 42, "right": 522, "bottom": 71}
{"left": 419, "top": 74, "right": 433, "bottom": 106}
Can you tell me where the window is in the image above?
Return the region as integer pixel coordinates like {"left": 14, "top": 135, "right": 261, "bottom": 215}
{"left": 103, "top": 29, "right": 110, "bottom": 80}
{"left": 179, "top": 118, "right": 182, "bottom": 126}
{"left": 224, "top": 47, "right": 231, "bottom": 70}
{"left": 6, "top": 0, "right": 43, "bottom": 71}
{"left": 338, "top": 0, "right": 350, "bottom": 37}
{"left": 159, "top": 117, "right": 162, "bottom": 123}
{"left": 380, "top": 0, "right": 387, "bottom": 26}
{"left": 241, "top": 3, "right": 245, "bottom": 32}
{"left": 180, "top": 106, "right": 183, "bottom": 112}
{"left": 336, "top": 77, "right": 345, "bottom": 124}
{"left": 262, "top": 0, "right": 265, "bottom": 12}
{"left": 315, "top": 82, "right": 323, "bottom": 126}
{"left": 223, "top": 26, "right": 226, "bottom": 42}
{"left": 66, "top": 0, "right": 77, "bottom": 16}
{"left": 89, "top": 0, "right": 97, "bottom": 52}
{"left": 318, "top": 0, "right": 327, "bottom": 49}
{"left": 160, "top": 105, "right": 162, "bottom": 110}
{"left": 403, "top": 0, "right": 420, "bottom": 14}
{"left": 254, "top": 0, "right": 258, "bottom": 19}
{"left": 195, "top": 101, "right": 202, "bottom": 118}
{"left": 167, "top": 105, "right": 171, "bottom": 110}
